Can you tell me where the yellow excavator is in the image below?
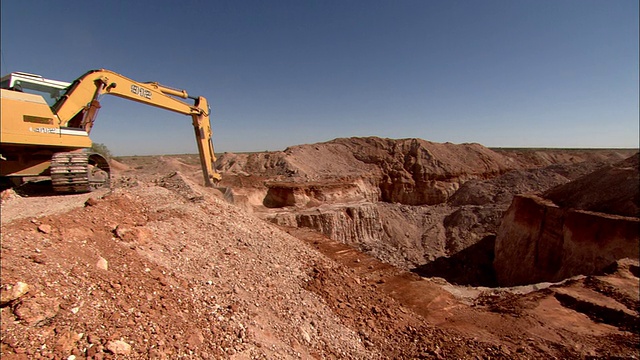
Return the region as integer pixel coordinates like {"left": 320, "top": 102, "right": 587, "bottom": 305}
{"left": 0, "top": 69, "right": 221, "bottom": 192}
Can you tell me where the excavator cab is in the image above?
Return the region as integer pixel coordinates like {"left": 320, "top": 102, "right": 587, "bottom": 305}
{"left": 1, "top": 71, "right": 96, "bottom": 189}
{"left": 0, "top": 72, "right": 70, "bottom": 107}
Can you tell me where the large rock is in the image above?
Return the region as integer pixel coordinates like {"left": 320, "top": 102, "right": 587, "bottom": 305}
{"left": 0, "top": 282, "right": 30, "bottom": 305}
{"left": 494, "top": 195, "right": 639, "bottom": 286}
{"left": 106, "top": 340, "right": 132, "bottom": 355}
{"left": 14, "top": 296, "right": 60, "bottom": 327}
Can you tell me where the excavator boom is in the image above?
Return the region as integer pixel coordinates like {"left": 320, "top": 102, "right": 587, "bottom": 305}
{"left": 54, "top": 69, "right": 221, "bottom": 186}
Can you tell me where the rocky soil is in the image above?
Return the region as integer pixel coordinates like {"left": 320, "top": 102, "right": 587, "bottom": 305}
{"left": 1, "top": 137, "right": 638, "bottom": 359}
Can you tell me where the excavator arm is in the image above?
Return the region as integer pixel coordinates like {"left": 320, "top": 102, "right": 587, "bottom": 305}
{"left": 53, "top": 69, "right": 220, "bottom": 186}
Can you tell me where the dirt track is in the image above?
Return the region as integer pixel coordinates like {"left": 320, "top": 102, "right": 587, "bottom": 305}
{"left": 1, "top": 141, "right": 638, "bottom": 359}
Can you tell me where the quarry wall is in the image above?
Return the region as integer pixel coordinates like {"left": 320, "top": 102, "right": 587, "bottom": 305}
{"left": 494, "top": 195, "right": 640, "bottom": 286}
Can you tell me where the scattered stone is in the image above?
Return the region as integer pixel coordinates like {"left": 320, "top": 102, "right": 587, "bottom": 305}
{"left": 86, "top": 344, "right": 98, "bottom": 357}
{"left": 30, "top": 253, "right": 47, "bottom": 264}
{"left": 0, "top": 281, "right": 30, "bottom": 306}
{"left": 37, "top": 224, "right": 53, "bottom": 234}
{"left": 87, "top": 334, "right": 100, "bottom": 344}
{"left": 55, "top": 331, "right": 82, "bottom": 354}
{"left": 299, "top": 327, "right": 311, "bottom": 343}
{"left": 148, "top": 348, "right": 168, "bottom": 359}
{"left": 85, "top": 197, "right": 99, "bottom": 207}
{"left": 114, "top": 225, "right": 130, "bottom": 240}
{"left": 0, "top": 188, "right": 19, "bottom": 201}
{"left": 96, "top": 257, "right": 109, "bottom": 271}
{"left": 14, "top": 296, "right": 60, "bottom": 326}
{"left": 106, "top": 340, "right": 132, "bottom": 355}
{"left": 187, "top": 330, "right": 204, "bottom": 349}
{"left": 113, "top": 225, "right": 152, "bottom": 244}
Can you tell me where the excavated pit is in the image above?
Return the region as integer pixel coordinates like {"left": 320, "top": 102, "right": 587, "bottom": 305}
{"left": 216, "top": 138, "right": 639, "bottom": 288}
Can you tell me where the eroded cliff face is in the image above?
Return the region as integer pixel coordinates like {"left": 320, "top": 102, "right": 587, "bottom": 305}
{"left": 217, "top": 137, "right": 522, "bottom": 206}
{"left": 269, "top": 203, "right": 381, "bottom": 244}
{"left": 265, "top": 201, "right": 507, "bottom": 270}
{"left": 266, "top": 203, "right": 402, "bottom": 261}
{"left": 266, "top": 202, "right": 438, "bottom": 269}
{"left": 342, "top": 137, "right": 516, "bottom": 205}
{"left": 494, "top": 195, "right": 640, "bottom": 286}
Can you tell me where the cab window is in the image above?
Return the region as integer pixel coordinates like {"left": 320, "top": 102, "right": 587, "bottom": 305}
{"left": 12, "top": 80, "right": 66, "bottom": 107}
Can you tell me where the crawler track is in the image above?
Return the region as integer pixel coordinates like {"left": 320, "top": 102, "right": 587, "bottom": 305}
{"left": 50, "top": 152, "right": 110, "bottom": 193}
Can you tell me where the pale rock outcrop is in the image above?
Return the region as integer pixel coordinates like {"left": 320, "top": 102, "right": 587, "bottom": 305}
{"left": 266, "top": 202, "right": 431, "bottom": 268}
{"left": 263, "top": 179, "right": 379, "bottom": 208}
{"left": 268, "top": 202, "right": 383, "bottom": 248}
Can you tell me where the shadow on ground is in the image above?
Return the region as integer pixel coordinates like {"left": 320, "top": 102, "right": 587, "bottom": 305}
{"left": 412, "top": 235, "right": 498, "bottom": 287}
{"left": 8, "top": 180, "right": 59, "bottom": 197}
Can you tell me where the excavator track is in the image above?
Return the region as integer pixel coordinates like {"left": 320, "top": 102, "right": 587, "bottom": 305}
{"left": 50, "top": 152, "right": 110, "bottom": 193}
{"left": 50, "top": 153, "right": 91, "bottom": 193}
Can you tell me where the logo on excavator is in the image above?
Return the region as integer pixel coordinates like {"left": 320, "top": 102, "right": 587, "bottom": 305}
{"left": 29, "top": 127, "right": 57, "bottom": 134}
{"left": 130, "top": 85, "right": 152, "bottom": 100}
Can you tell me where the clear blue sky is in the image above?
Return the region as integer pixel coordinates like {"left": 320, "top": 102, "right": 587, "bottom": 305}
{"left": 2, "top": 0, "right": 638, "bottom": 155}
